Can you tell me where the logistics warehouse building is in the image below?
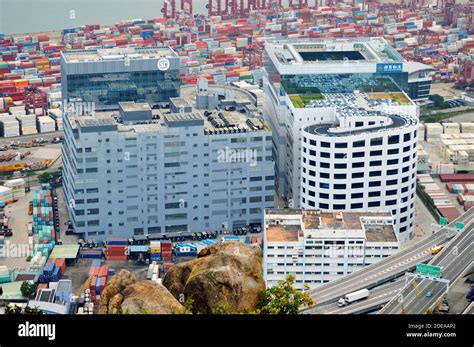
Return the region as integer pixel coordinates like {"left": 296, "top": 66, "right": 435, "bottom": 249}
{"left": 263, "top": 38, "right": 429, "bottom": 241}
{"left": 61, "top": 46, "right": 181, "bottom": 110}
{"left": 263, "top": 209, "right": 400, "bottom": 290}
{"left": 62, "top": 85, "right": 275, "bottom": 240}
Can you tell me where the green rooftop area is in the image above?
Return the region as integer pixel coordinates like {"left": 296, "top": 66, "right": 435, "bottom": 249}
{"left": 289, "top": 94, "right": 325, "bottom": 108}
{"left": 49, "top": 244, "right": 80, "bottom": 259}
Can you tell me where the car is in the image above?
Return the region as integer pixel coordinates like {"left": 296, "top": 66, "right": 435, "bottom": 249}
{"left": 431, "top": 245, "right": 444, "bottom": 255}
{"left": 426, "top": 291, "right": 433, "bottom": 298}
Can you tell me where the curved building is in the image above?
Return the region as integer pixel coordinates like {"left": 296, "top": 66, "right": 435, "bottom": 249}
{"left": 300, "top": 109, "right": 418, "bottom": 240}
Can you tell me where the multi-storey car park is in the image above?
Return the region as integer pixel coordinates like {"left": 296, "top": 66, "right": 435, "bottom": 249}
{"left": 62, "top": 83, "right": 275, "bottom": 241}
{"left": 263, "top": 209, "right": 400, "bottom": 290}
{"left": 61, "top": 46, "right": 181, "bottom": 110}
{"left": 263, "top": 38, "right": 430, "bottom": 241}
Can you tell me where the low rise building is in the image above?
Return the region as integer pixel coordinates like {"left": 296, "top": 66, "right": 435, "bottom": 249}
{"left": 263, "top": 209, "right": 400, "bottom": 290}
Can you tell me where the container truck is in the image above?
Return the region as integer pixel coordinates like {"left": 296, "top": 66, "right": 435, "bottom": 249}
{"left": 337, "top": 288, "right": 370, "bottom": 307}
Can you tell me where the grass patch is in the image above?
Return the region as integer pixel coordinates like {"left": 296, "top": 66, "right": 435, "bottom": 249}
{"left": 420, "top": 107, "right": 474, "bottom": 123}
{"left": 289, "top": 94, "right": 325, "bottom": 108}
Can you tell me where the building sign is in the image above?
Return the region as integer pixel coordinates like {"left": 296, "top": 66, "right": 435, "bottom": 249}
{"left": 157, "top": 57, "right": 170, "bottom": 71}
{"left": 376, "top": 63, "right": 403, "bottom": 74}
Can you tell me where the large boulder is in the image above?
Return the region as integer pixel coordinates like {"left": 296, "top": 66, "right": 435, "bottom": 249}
{"left": 99, "top": 269, "right": 182, "bottom": 314}
{"left": 99, "top": 269, "right": 137, "bottom": 314}
{"left": 162, "top": 242, "right": 265, "bottom": 314}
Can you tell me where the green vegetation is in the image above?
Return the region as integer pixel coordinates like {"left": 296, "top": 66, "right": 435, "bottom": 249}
{"left": 20, "top": 281, "right": 37, "bottom": 299}
{"left": 5, "top": 305, "right": 43, "bottom": 315}
{"left": 289, "top": 93, "right": 325, "bottom": 108}
{"left": 37, "top": 170, "right": 62, "bottom": 187}
{"left": 420, "top": 107, "right": 474, "bottom": 123}
{"left": 281, "top": 80, "right": 321, "bottom": 95}
{"left": 255, "top": 275, "right": 314, "bottom": 314}
{"left": 428, "top": 94, "right": 448, "bottom": 109}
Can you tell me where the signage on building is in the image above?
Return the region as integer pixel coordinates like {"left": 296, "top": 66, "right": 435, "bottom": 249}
{"left": 157, "top": 57, "right": 170, "bottom": 71}
{"left": 376, "top": 63, "right": 403, "bottom": 74}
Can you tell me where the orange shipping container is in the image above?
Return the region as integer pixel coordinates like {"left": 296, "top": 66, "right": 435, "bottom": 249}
{"left": 13, "top": 79, "right": 29, "bottom": 88}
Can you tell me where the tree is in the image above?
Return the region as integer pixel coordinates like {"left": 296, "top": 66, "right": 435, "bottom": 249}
{"left": 428, "top": 94, "right": 447, "bottom": 109}
{"left": 255, "top": 275, "right": 314, "bottom": 314}
{"left": 0, "top": 286, "right": 3, "bottom": 296}
{"left": 5, "top": 304, "right": 43, "bottom": 315}
{"left": 20, "top": 281, "right": 36, "bottom": 299}
{"left": 37, "top": 172, "right": 52, "bottom": 184}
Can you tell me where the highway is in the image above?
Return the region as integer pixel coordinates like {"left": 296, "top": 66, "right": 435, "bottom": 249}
{"left": 379, "top": 221, "right": 473, "bottom": 314}
{"left": 0, "top": 131, "right": 63, "bottom": 146}
{"left": 305, "top": 280, "right": 404, "bottom": 314}
{"left": 302, "top": 208, "right": 474, "bottom": 313}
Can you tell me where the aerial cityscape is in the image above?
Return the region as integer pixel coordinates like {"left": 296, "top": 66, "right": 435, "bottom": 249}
{"left": 0, "top": 0, "right": 472, "bottom": 342}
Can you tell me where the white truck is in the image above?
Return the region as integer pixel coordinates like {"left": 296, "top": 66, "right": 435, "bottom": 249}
{"left": 337, "top": 288, "right": 370, "bottom": 307}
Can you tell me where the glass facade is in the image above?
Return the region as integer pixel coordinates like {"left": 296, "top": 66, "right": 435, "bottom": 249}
{"left": 65, "top": 69, "right": 180, "bottom": 109}
{"left": 280, "top": 73, "right": 408, "bottom": 95}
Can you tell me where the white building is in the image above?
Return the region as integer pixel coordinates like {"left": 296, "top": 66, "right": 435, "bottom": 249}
{"left": 263, "top": 209, "right": 400, "bottom": 290}
{"left": 263, "top": 38, "right": 424, "bottom": 241}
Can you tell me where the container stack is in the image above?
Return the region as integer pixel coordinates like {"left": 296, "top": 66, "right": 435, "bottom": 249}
{"left": 16, "top": 114, "right": 38, "bottom": 135}
{"left": 460, "top": 123, "right": 474, "bottom": 134}
{"left": 3, "top": 178, "right": 25, "bottom": 198}
{"left": 37, "top": 116, "right": 56, "bottom": 133}
{"left": 32, "top": 188, "right": 55, "bottom": 245}
{"left": 90, "top": 265, "right": 108, "bottom": 303}
{"left": 174, "top": 243, "right": 197, "bottom": 257}
{"left": 79, "top": 249, "right": 102, "bottom": 259}
{"left": 418, "top": 173, "right": 461, "bottom": 222}
{"left": 442, "top": 122, "right": 460, "bottom": 134}
{"left": 0, "top": 265, "right": 10, "bottom": 283}
{"left": 425, "top": 123, "right": 443, "bottom": 142}
{"left": 105, "top": 237, "right": 128, "bottom": 261}
{"left": 160, "top": 263, "right": 173, "bottom": 277}
{"left": 149, "top": 241, "right": 161, "bottom": 262}
{"left": 48, "top": 109, "right": 63, "bottom": 130}
{"left": 418, "top": 123, "right": 426, "bottom": 142}
{"left": 47, "top": 257, "right": 66, "bottom": 276}
{"left": 0, "top": 115, "right": 20, "bottom": 137}
{"left": 39, "top": 262, "right": 61, "bottom": 283}
{"left": 160, "top": 240, "right": 172, "bottom": 261}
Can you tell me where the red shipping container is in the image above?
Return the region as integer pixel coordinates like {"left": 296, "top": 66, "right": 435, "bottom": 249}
{"left": 99, "top": 266, "right": 109, "bottom": 277}
{"left": 89, "top": 267, "right": 100, "bottom": 277}
{"left": 55, "top": 258, "right": 66, "bottom": 275}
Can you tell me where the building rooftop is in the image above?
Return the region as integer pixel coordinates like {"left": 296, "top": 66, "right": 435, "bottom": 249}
{"left": 119, "top": 102, "right": 152, "bottom": 113}
{"left": 265, "top": 209, "right": 397, "bottom": 243}
{"left": 62, "top": 46, "right": 178, "bottom": 63}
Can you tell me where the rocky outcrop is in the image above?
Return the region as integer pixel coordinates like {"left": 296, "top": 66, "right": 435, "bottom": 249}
{"left": 99, "top": 269, "right": 182, "bottom": 314}
{"left": 162, "top": 242, "right": 265, "bottom": 314}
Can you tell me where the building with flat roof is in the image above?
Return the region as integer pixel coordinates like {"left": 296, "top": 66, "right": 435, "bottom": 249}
{"left": 263, "top": 209, "right": 400, "bottom": 290}
{"left": 61, "top": 46, "right": 181, "bottom": 110}
{"left": 62, "top": 84, "right": 274, "bottom": 240}
{"left": 263, "top": 38, "right": 422, "bottom": 241}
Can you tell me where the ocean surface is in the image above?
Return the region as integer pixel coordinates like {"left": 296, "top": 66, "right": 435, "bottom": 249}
{"left": 0, "top": 0, "right": 212, "bottom": 35}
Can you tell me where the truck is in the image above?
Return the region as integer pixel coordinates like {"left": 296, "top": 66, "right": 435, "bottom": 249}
{"left": 337, "top": 288, "right": 370, "bottom": 307}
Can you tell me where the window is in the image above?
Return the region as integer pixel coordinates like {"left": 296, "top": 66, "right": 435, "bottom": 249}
{"left": 334, "top": 163, "right": 347, "bottom": 169}
{"left": 369, "top": 191, "right": 381, "bottom": 197}
{"left": 387, "top": 169, "right": 398, "bottom": 175}
{"left": 353, "top": 140, "right": 365, "bottom": 148}
{"left": 334, "top": 194, "right": 345, "bottom": 200}
{"left": 387, "top": 179, "right": 397, "bottom": 185}
{"left": 352, "top": 162, "right": 364, "bottom": 168}
{"left": 386, "top": 200, "right": 397, "bottom": 206}
{"left": 370, "top": 150, "right": 382, "bottom": 156}
{"left": 370, "top": 138, "right": 383, "bottom": 146}
{"left": 388, "top": 148, "right": 399, "bottom": 155}
{"left": 388, "top": 159, "right": 398, "bottom": 165}
{"left": 335, "top": 143, "right": 347, "bottom": 149}
{"left": 388, "top": 135, "right": 399, "bottom": 144}
{"left": 319, "top": 203, "right": 329, "bottom": 209}
{"left": 335, "top": 153, "right": 346, "bottom": 159}
{"left": 351, "top": 193, "right": 363, "bottom": 199}
{"left": 351, "top": 182, "right": 363, "bottom": 189}
{"left": 351, "top": 203, "right": 363, "bottom": 209}
{"left": 321, "top": 152, "right": 330, "bottom": 158}
{"left": 386, "top": 189, "right": 397, "bottom": 196}
{"left": 333, "top": 204, "right": 345, "bottom": 209}
{"left": 352, "top": 172, "right": 364, "bottom": 179}
{"left": 369, "top": 181, "right": 381, "bottom": 187}
{"left": 368, "top": 201, "right": 380, "bottom": 207}
{"left": 319, "top": 193, "right": 329, "bottom": 199}
{"left": 320, "top": 173, "right": 330, "bottom": 179}
{"left": 404, "top": 133, "right": 411, "bottom": 142}
{"left": 334, "top": 184, "right": 346, "bottom": 189}
{"left": 370, "top": 160, "right": 382, "bottom": 167}
{"left": 369, "top": 171, "right": 381, "bottom": 177}
{"left": 321, "top": 142, "right": 330, "bottom": 148}
{"left": 320, "top": 162, "right": 330, "bottom": 168}
{"left": 334, "top": 173, "right": 346, "bottom": 179}
{"left": 353, "top": 152, "right": 364, "bottom": 158}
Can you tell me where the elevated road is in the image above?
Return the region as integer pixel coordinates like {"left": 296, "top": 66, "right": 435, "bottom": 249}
{"left": 306, "top": 280, "right": 404, "bottom": 314}
{"left": 302, "top": 208, "right": 474, "bottom": 313}
{"left": 379, "top": 223, "right": 473, "bottom": 314}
